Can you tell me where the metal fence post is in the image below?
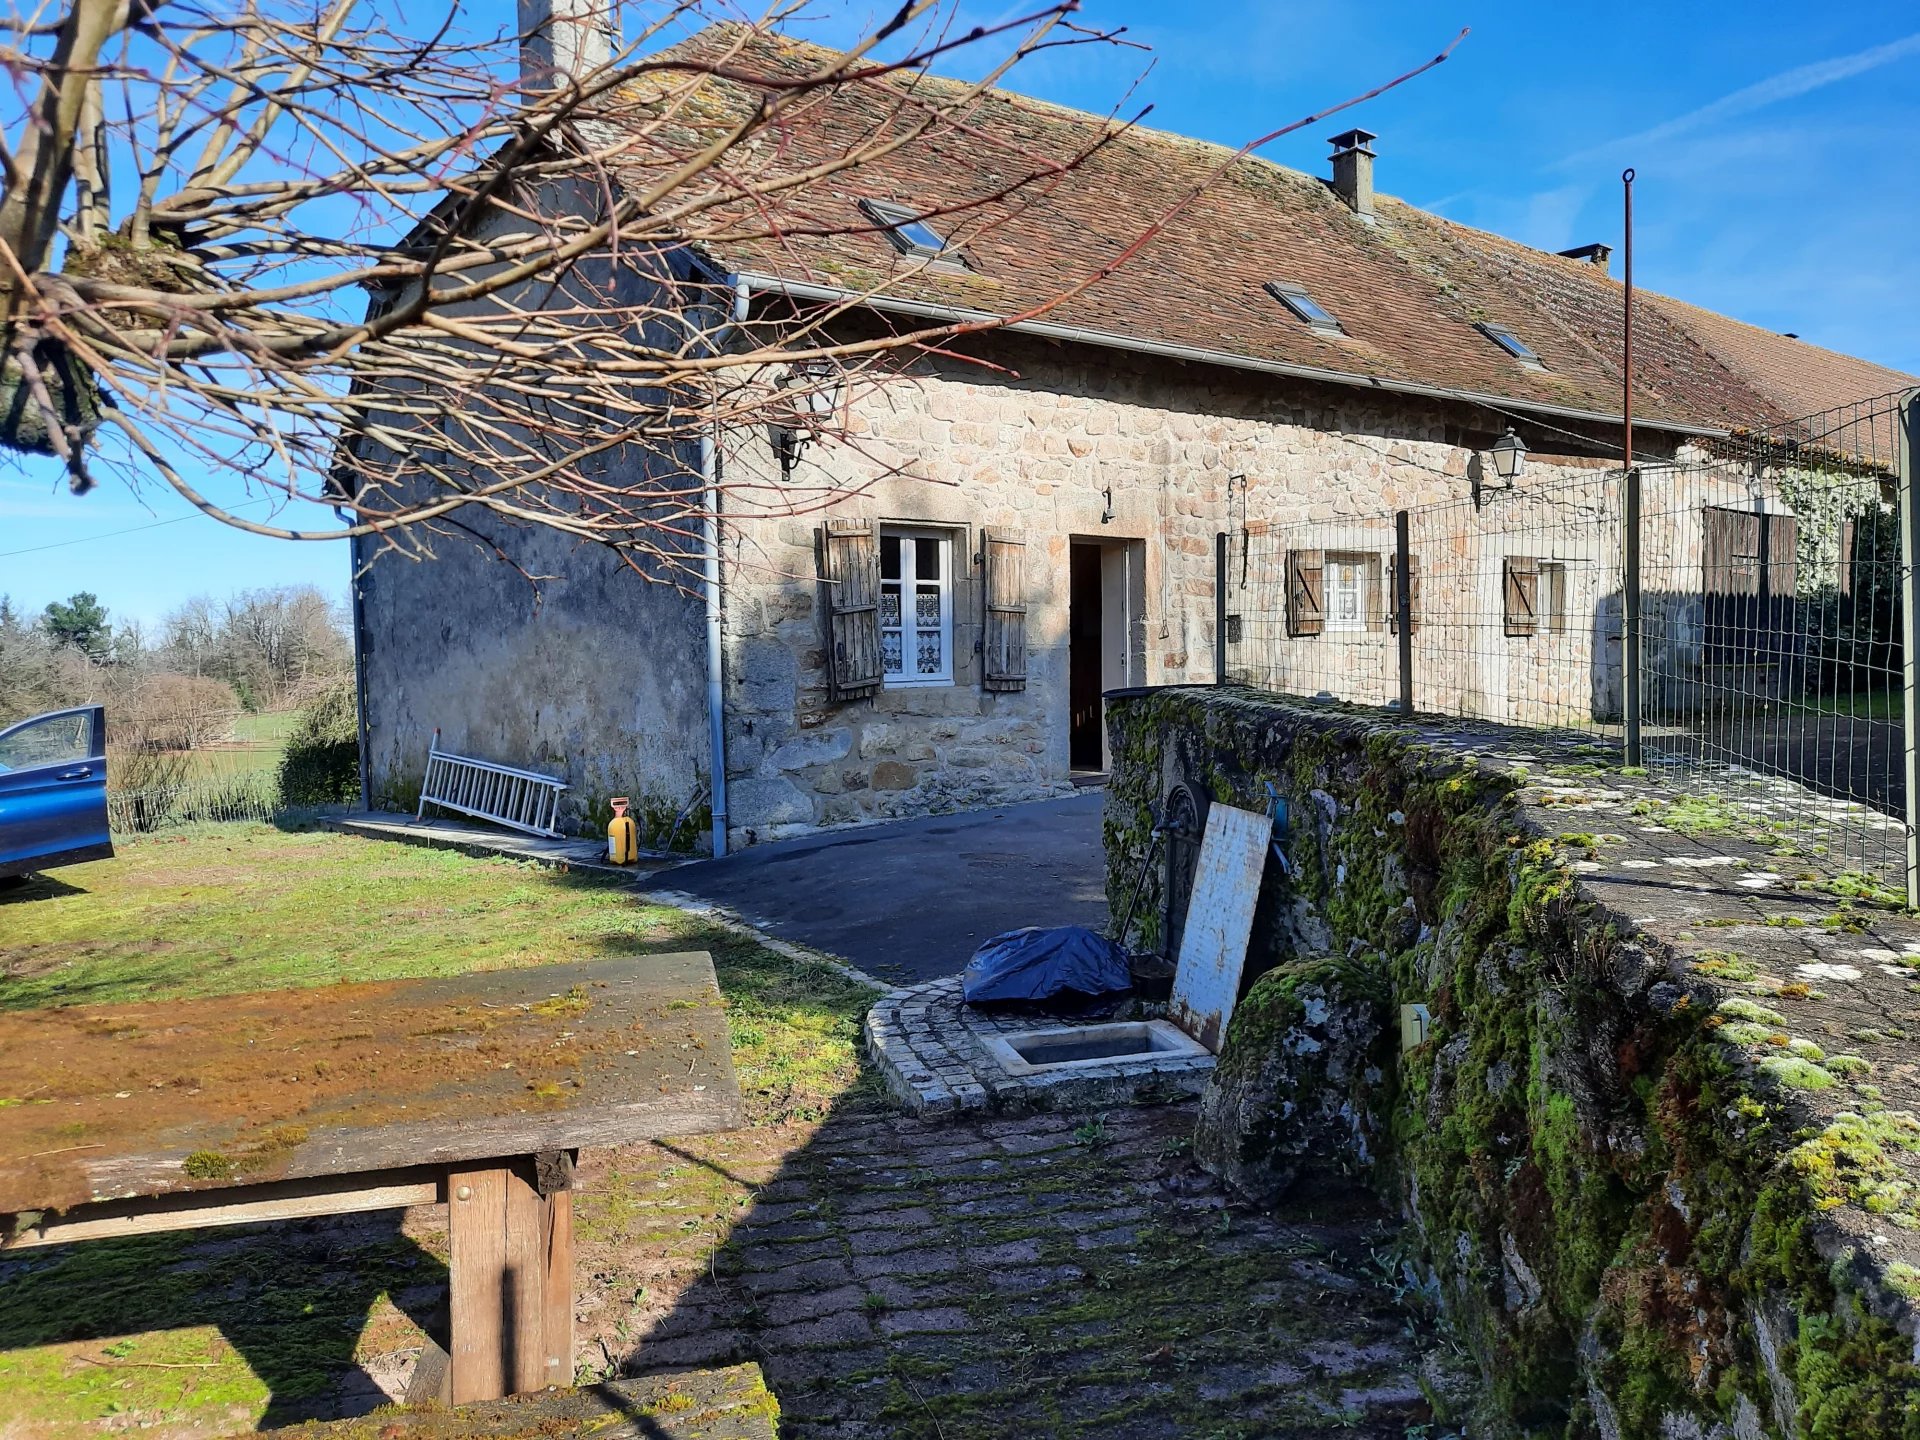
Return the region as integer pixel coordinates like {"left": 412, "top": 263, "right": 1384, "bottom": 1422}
{"left": 1394, "top": 510, "right": 1414, "bottom": 715}
{"left": 1899, "top": 391, "right": 1920, "bottom": 908}
{"left": 1623, "top": 466, "right": 1643, "bottom": 767}
{"left": 1214, "top": 531, "right": 1229, "bottom": 685}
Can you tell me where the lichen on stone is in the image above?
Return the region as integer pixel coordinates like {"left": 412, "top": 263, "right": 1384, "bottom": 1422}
{"left": 1720, "top": 997, "right": 1789, "bottom": 1026}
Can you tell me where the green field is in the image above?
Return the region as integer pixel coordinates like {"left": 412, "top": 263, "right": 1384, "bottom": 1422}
{"left": 1812, "top": 688, "right": 1903, "bottom": 722}
{"left": 118, "top": 709, "right": 298, "bottom": 789}
{"left": 230, "top": 711, "right": 300, "bottom": 746}
{"left": 177, "top": 745, "right": 281, "bottom": 780}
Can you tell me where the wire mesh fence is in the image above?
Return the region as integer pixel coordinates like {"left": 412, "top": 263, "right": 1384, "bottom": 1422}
{"left": 1221, "top": 387, "right": 1917, "bottom": 897}
{"left": 108, "top": 773, "right": 284, "bottom": 834}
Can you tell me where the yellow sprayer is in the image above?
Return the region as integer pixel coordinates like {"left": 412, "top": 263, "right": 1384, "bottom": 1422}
{"left": 606, "top": 797, "right": 639, "bottom": 865}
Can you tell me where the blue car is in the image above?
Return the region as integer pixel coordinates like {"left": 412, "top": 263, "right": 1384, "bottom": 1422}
{"left": 0, "top": 705, "right": 111, "bottom": 883}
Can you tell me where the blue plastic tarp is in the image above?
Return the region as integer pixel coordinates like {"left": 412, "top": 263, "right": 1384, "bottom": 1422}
{"left": 961, "top": 925, "right": 1132, "bottom": 1006}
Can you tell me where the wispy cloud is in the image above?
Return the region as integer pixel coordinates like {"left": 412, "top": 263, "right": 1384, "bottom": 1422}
{"left": 1560, "top": 30, "right": 1920, "bottom": 168}
{"left": 0, "top": 479, "right": 154, "bottom": 524}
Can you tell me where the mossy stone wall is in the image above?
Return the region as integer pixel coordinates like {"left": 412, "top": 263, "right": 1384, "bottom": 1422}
{"left": 1104, "top": 686, "right": 1920, "bottom": 1438}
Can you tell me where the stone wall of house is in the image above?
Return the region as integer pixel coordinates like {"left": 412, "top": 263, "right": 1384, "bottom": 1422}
{"left": 351, "top": 207, "right": 720, "bottom": 846}
{"left": 354, "top": 509, "right": 713, "bottom": 845}
{"left": 713, "top": 329, "right": 1644, "bottom": 844}
{"left": 1231, "top": 466, "right": 1631, "bottom": 725}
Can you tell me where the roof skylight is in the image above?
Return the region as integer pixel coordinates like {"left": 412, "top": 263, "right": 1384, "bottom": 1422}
{"left": 1264, "top": 281, "right": 1343, "bottom": 334}
{"left": 1476, "top": 321, "right": 1544, "bottom": 368}
{"left": 859, "top": 199, "right": 958, "bottom": 262}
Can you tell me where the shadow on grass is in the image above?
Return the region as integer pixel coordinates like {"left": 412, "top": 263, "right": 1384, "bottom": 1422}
{"left": 0, "top": 1210, "right": 447, "bottom": 1427}
{"left": 0, "top": 873, "right": 88, "bottom": 904}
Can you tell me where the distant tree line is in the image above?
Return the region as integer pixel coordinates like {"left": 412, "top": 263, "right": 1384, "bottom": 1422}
{"left": 1, "top": 586, "right": 351, "bottom": 731}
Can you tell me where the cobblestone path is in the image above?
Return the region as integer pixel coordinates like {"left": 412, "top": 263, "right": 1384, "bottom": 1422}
{"left": 571, "top": 1101, "right": 1451, "bottom": 1438}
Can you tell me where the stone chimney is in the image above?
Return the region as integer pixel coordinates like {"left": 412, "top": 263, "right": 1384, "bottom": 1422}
{"left": 1328, "top": 129, "right": 1377, "bottom": 221}
{"left": 519, "top": 0, "right": 613, "bottom": 91}
{"left": 1556, "top": 242, "right": 1613, "bottom": 274}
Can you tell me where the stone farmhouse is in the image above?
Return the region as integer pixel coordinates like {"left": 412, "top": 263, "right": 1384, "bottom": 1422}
{"left": 349, "top": 19, "right": 1915, "bottom": 853}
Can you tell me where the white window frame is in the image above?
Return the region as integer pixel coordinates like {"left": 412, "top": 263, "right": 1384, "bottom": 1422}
{"left": 880, "top": 525, "right": 955, "bottom": 687}
{"left": 1324, "top": 552, "right": 1369, "bottom": 633}
{"left": 1539, "top": 560, "right": 1569, "bottom": 634}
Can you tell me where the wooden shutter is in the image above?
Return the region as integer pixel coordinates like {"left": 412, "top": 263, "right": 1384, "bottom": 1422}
{"left": 1764, "top": 512, "right": 1798, "bottom": 656}
{"left": 1286, "top": 549, "right": 1325, "bottom": 636}
{"left": 1765, "top": 512, "right": 1799, "bottom": 596}
{"left": 1389, "top": 554, "right": 1421, "bottom": 633}
{"left": 1364, "top": 555, "right": 1386, "bottom": 632}
{"left": 819, "top": 520, "right": 882, "bottom": 700}
{"left": 1503, "top": 556, "right": 1540, "bottom": 636}
{"left": 982, "top": 528, "right": 1028, "bottom": 692}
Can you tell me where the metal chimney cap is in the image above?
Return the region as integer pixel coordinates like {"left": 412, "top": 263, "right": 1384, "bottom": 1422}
{"left": 1556, "top": 242, "right": 1613, "bottom": 266}
{"left": 1327, "top": 128, "right": 1378, "bottom": 155}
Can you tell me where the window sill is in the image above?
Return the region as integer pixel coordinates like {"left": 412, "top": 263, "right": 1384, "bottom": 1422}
{"left": 883, "top": 677, "right": 956, "bottom": 690}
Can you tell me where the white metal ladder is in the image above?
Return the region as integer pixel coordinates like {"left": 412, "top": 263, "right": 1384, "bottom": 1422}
{"left": 416, "top": 729, "right": 568, "bottom": 838}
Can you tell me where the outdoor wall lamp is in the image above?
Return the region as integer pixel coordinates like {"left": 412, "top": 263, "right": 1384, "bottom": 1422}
{"left": 772, "top": 356, "right": 845, "bottom": 479}
{"left": 1472, "top": 427, "right": 1528, "bottom": 509}
{"left": 1101, "top": 487, "right": 1114, "bottom": 524}
{"left": 1490, "top": 426, "right": 1527, "bottom": 483}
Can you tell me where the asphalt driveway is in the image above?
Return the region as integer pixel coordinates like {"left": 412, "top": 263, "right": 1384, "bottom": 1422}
{"left": 650, "top": 790, "right": 1109, "bottom": 983}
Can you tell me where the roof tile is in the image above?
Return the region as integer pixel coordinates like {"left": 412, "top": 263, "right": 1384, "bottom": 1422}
{"left": 612, "top": 25, "right": 1913, "bottom": 437}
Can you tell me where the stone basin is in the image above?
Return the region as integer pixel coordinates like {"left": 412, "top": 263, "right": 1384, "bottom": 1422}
{"left": 983, "top": 1019, "right": 1210, "bottom": 1076}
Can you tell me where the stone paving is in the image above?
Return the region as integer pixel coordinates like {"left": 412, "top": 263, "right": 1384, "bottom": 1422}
{"left": 565, "top": 1101, "right": 1459, "bottom": 1439}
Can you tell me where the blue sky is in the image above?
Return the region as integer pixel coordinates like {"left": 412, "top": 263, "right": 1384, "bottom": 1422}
{"left": 4, "top": 0, "right": 1917, "bottom": 632}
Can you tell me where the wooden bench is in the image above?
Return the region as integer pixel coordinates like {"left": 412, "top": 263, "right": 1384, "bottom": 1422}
{"left": 262, "top": 1364, "right": 778, "bottom": 1440}
{"left": 2, "top": 954, "right": 743, "bottom": 1404}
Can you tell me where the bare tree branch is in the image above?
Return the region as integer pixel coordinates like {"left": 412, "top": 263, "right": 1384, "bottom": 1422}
{"left": 0, "top": 0, "right": 1463, "bottom": 584}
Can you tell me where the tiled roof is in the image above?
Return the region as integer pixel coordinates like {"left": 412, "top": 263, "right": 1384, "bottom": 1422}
{"left": 611, "top": 25, "right": 1913, "bottom": 439}
{"left": 1645, "top": 292, "right": 1915, "bottom": 425}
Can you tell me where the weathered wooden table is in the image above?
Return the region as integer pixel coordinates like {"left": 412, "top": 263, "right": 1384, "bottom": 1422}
{"left": 0, "top": 954, "right": 742, "bottom": 1404}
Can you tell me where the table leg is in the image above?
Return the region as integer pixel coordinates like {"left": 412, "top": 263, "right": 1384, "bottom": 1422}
{"left": 448, "top": 1158, "right": 574, "bottom": 1402}
{"left": 542, "top": 1188, "right": 574, "bottom": 1389}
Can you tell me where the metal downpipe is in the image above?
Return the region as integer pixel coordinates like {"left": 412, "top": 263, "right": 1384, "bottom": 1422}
{"left": 702, "top": 430, "right": 726, "bottom": 859}
{"left": 348, "top": 531, "right": 373, "bottom": 813}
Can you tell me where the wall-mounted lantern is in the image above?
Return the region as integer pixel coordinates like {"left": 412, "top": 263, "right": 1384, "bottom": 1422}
{"left": 1473, "top": 426, "right": 1528, "bottom": 508}
{"left": 1490, "top": 426, "right": 1527, "bottom": 483}
{"left": 772, "top": 357, "right": 845, "bottom": 479}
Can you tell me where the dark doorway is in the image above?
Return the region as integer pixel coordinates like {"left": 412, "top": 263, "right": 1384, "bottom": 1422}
{"left": 1070, "top": 543, "right": 1105, "bottom": 770}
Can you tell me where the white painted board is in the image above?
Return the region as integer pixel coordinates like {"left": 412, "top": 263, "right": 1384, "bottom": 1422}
{"left": 1169, "top": 802, "right": 1270, "bottom": 1052}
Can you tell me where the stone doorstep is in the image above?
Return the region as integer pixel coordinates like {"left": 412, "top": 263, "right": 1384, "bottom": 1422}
{"left": 332, "top": 810, "right": 683, "bottom": 879}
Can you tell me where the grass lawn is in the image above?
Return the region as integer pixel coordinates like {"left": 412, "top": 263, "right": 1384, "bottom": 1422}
{"left": 1813, "top": 688, "right": 1903, "bottom": 722}
{"left": 229, "top": 713, "right": 300, "bottom": 747}
{"left": 1, "top": 821, "right": 874, "bottom": 1119}
{"left": 0, "top": 823, "right": 877, "bottom": 1436}
{"left": 174, "top": 747, "right": 282, "bottom": 782}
